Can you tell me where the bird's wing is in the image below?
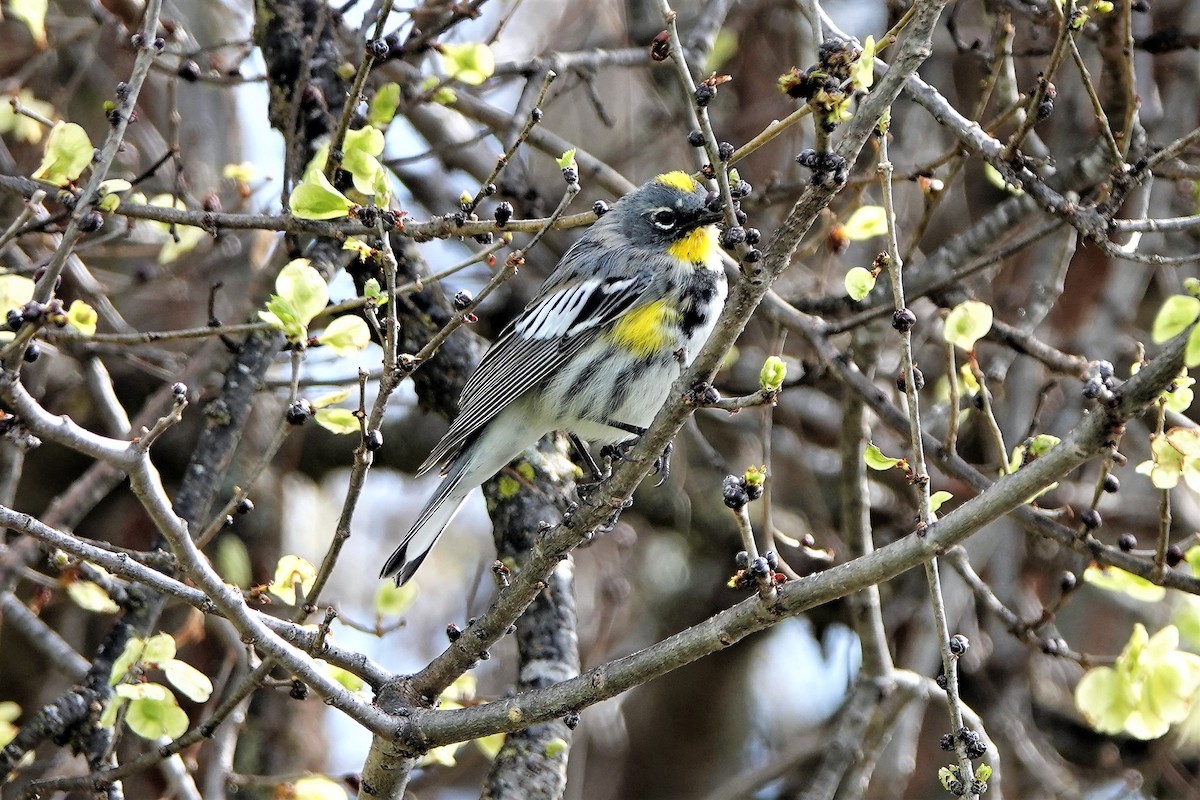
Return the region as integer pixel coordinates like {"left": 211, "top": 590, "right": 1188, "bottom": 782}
{"left": 419, "top": 247, "right": 651, "bottom": 474}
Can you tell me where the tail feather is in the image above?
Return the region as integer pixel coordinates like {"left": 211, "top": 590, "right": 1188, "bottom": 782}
{"left": 380, "top": 458, "right": 472, "bottom": 584}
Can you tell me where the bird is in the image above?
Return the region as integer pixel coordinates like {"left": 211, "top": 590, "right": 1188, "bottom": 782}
{"left": 381, "top": 170, "right": 728, "bottom": 584}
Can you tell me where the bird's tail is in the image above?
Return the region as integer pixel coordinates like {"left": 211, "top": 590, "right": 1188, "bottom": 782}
{"left": 380, "top": 455, "right": 475, "bottom": 585}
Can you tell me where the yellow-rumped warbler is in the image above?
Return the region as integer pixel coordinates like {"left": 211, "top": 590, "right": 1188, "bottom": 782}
{"left": 381, "top": 171, "right": 727, "bottom": 584}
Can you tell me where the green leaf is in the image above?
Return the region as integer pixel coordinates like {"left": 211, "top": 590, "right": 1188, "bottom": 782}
{"left": 850, "top": 35, "right": 875, "bottom": 91}
{"left": 125, "top": 693, "right": 189, "bottom": 740}
{"left": 268, "top": 554, "right": 317, "bottom": 602}
{"left": 1083, "top": 565, "right": 1166, "bottom": 603}
{"left": 314, "top": 407, "right": 360, "bottom": 435}
{"left": 110, "top": 637, "right": 144, "bottom": 686}
{"left": 342, "top": 126, "right": 387, "bottom": 197}
{"left": 842, "top": 205, "right": 888, "bottom": 240}
{"left": 66, "top": 581, "right": 119, "bottom": 613}
{"left": 216, "top": 535, "right": 252, "bottom": 587}
{"left": 1187, "top": 326, "right": 1200, "bottom": 368}
{"left": 419, "top": 75, "right": 457, "bottom": 105}
{"left": 141, "top": 632, "right": 176, "bottom": 663}
{"left": 1027, "top": 434, "right": 1061, "bottom": 457}
{"left": 864, "top": 442, "right": 902, "bottom": 471}
{"left": 0, "top": 274, "right": 35, "bottom": 313}
{"left": 162, "top": 659, "right": 214, "bottom": 702}
{"left": 556, "top": 148, "right": 577, "bottom": 170}
{"left": 319, "top": 315, "right": 370, "bottom": 356}
{"left": 289, "top": 170, "right": 355, "bottom": 220}
{"left": 158, "top": 225, "right": 207, "bottom": 265}
{"left": 0, "top": 701, "right": 20, "bottom": 749}
{"left": 316, "top": 660, "right": 365, "bottom": 693}
{"left": 928, "top": 490, "right": 953, "bottom": 515}
{"left": 291, "top": 775, "right": 350, "bottom": 800}
{"left": 0, "top": 90, "right": 54, "bottom": 143}
{"left": 275, "top": 258, "right": 328, "bottom": 330}
{"left": 758, "top": 356, "right": 787, "bottom": 392}
{"left": 310, "top": 390, "right": 351, "bottom": 410}
{"left": 983, "top": 163, "right": 1023, "bottom": 195}
{"left": 374, "top": 581, "right": 418, "bottom": 617}
{"left": 974, "top": 764, "right": 992, "bottom": 782}
{"left": 66, "top": 299, "right": 97, "bottom": 335}
{"left": 440, "top": 42, "right": 495, "bottom": 86}
{"left": 1153, "top": 295, "right": 1200, "bottom": 345}
{"left": 369, "top": 83, "right": 401, "bottom": 127}
{"left": 8, "top": 0, "right": 48, "bottom": 46}
{"left": 844, "top": 266, "right": 876, "bottom": 301}
{"left": 32, "top": 121, "right": 93, "bottom": 186}
{"left": 476, "top": 732, "right": 506, "bottom": 759}
{"left": 943, "top": 300, "right": 993, "bottom": 352}
{"left": 363, "top": 278, "right": 388, "bottom": 306}
{"left": 115, "top": 682, "right": 168, "bottom": 701}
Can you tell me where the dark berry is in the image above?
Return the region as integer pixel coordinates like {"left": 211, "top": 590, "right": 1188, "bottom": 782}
{"left": 453, "top": 290, "right": 473, "bottom": 310}
{"left": 719, "top": 226, "right": 746, "bottom": 249}
{"left": 1096, "top": 360, "right": 1115, "bottom": 380}
{"left": 473, "top": 232, "right": 494, "bottom": 245}
{"left": 483, "top": 183, "right": 497, "bottom": 196}
{"left": 1036, "top": 100, "right": 1054, "bottom": 121}
{"left": 722, "top": 475, "right": 749, "bottom": 509}
{"left": 892, "top": 308, "right": 917, "bottom": 331}
{"left": 935, "top": 673, "right": 947, "bottom": 690}
{"left": 236, "top": 498, "right": 254, "bottom": 514}
{"left": 1079, "top": 509, "right": 1102, "bottom": 530}
{"left": 1118, "top": 533, "right": 1137, "bottom": 551}
{"left": 479, "top": 649, "right": 491, "bottom": 660}
{"left": 742, "top": 248, "right": 761, "bottom": 263}
{"left": 649, "top": 30, "right": 671, "bottom": 62}
{"left": 965, "top": 738, "right": 988, "bottom": 759}
{"left": 368, "top": 38, "right": 390, "bottom": 59}
{"left": 734, "top": 551, "right": 750, "bottom": 569}
{"left": 734, "top": 209, "right": 747, "bottom": 225}
{"left": 717, "top": 141, "right": 735, "bottom": 161}
{"left": 6, "top": 309, "right": 22, "bottom": 331}
{"left": 494, "top": 201, "right": 513, "bottom": 226}
{"left": 79, "top": 211, "right": 104, "bottom": 232}
{"left": 939, "top": 733, "right": 955, "bottom": 751}
{"left": 1081, "top": 379, "right": 1103, "bottom": 400}
{"left": 563, "top": 711, "right": 580, "bottom": 729}
{"left": 1059, "top": 571, "right": 1077, "bottom": 593}
{"left": 172, "top": 382, "right": 187, "bottom": 396}
{"left": 897, "top": 367, "right": 925, "bottom": 393}
{"left": 1103, "top": 474, "right": 1120, "bottom": 493}
{"left": 687, "top": 130, "right": 705, "bottom": 147}
{"left": 177, "top": 60, "right": 201, "bottom": 82}
{"left": 356, "top": 206, "right": 378, "bottom": 228}
{"left": 365, "top": 429, "right": 384, "bottom": 452}
{"left": 289, "top": 680, "right": 308, "bottom": 700}
{"left": 744, "top": 227, "right": 761, "bottom": 245}
{"left": 380, "top": 210, "right": 399, "bottom": 229}
{"left": 531, "top": 107, "right": 543, "bottom": 123}
{"left": 749, "top": 556, "right": 770, "bottom": 577}
{"left": 1167, "top": 544, "right": 1185, "bottom": 567}
{"left": 446, "top": 623, "right": 462, "bottom": 642}
{"left": 694, "top": 84, "right": 715, "bottom": 107}
{"left": 153, "top": 37, "right": 165, "bottom": 52}
{"left": 23, "top": 343, "right": 40, "bottom": 363}
{"left": 592, "top": 200, "right": 610, "bottom": 217}
{"left": 286, "top": 399, "right": 313, "bottom": 425}
{"left": 764, "top": 551, "right": 778, "bottom": 570}
{"left": 730, "top": 180, "right": 752, "bottom": 199}
{"left": 450, "top": 212, "right": 466, "bottom": 227}
{"left": 562, "top": 166, "right": 578, "bottom": 185}
{"left": 948, "top": 634, "right": 969, "bottom": 655}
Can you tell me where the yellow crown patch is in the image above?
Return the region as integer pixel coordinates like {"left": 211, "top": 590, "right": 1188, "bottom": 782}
{"left": 655, "top": 170, "right": 698, "bottom": 193}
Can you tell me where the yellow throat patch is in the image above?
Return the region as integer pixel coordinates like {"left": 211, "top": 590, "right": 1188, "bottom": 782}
{"left": 608, "top": 300, "right": 679, "bottom": 359}
{"left": 668, "top": 224, "right": 719, "bottom": 265}
{"left": 655, "top": 171, "right": 699, "bottom": 192}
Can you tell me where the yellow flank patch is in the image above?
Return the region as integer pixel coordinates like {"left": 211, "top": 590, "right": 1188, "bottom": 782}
{"left": 608, "top": 300, "right": 679, "bottom": 358}
{"left": 655, "top": 170, "right": 698, "bottom": 192}
{"left": 497, "top": 474, "right": 522, "bottom": 499}
{"left": 668, "top": 224, "right": 720, "bottom": 265}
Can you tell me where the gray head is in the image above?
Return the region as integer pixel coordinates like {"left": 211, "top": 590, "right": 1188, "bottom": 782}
{"left": 600, "top": 171, "right": 725, "bottom": 252}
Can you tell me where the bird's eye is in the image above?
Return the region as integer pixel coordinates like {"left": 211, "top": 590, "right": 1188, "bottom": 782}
{"left": 651, "top": 209, "right": 678, "bottom": 230}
